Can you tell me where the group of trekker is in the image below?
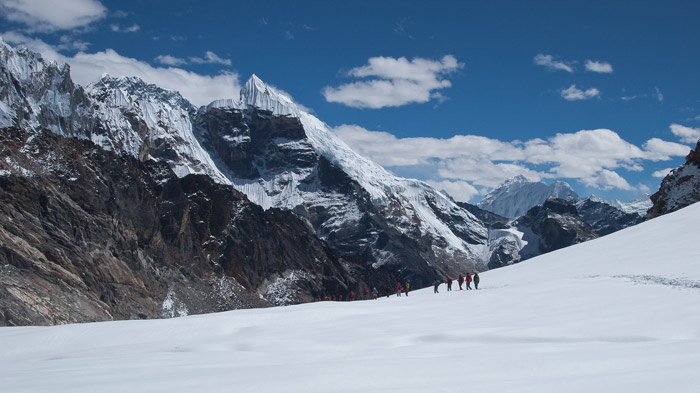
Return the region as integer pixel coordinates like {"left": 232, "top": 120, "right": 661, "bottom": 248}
{"left": 434, "top": 272, "right": 480, "bottom": 293}
{"left": 314, "top": 273, "right": 480, "bottom": 301}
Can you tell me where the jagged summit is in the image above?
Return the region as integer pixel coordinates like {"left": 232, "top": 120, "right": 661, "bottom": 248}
{"left": 239, "top": 74, "right": 298, "bottom": 116}
{"left": 207, "top": 74, "right": 300, "bottom": 117}
{"left": 89, "top": 74, "right": 192, "bottom": 109}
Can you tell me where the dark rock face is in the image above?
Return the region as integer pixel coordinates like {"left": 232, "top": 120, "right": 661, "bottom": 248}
{"left": 0, "top": 128, "right": 391, "bottom": 326}
{"left": 576, "top": 199, "right": 643, "bottom": 236}
{"left": 456, "top": 202, "right": 510, "bottom": 229}
{"left": 514, "top": 198, "right": 598, "bottom": 260}
{"left": 648, "top": 141, "right": 700, "bottom": 218}
{"left": 195, "top": 107, "right": 486, "bottom": 287}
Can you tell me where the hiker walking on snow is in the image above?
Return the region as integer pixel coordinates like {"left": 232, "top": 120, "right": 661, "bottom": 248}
{"left": 466, "top": 273, "right": 472, "bottom": 290}
{"left": 404, "top": 281, "right": 410, "bottom": 296}
{"left": 474, "top": 272, "right": 480, "bottom": 290}
{"left": 458, "top": 274, "right": 464, "bottom": 290}
{"left": 433, "top": 280, "right": 440, "bottom": 293}
{"left": 396, "top": 283, "right": 402, "bottom": 297}
{"left": 371, "top": 287, "right": 378, "bottom": 300}
{"left": 446, "top": 276, "right": 453, "bottom": 291}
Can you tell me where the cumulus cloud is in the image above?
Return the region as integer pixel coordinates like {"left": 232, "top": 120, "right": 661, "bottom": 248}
{"left": 669, "top": 123, "right": 700, "bottom": 144}
{"left": 560, "top": 84, "right": 600, "bottom": 101}
{"left": 533, "top": 54, "right": 575, "bottom": 73}
{"left": 584, "top": 60, "right": 613, "bottom": 73}
{"left": 0, "top": 0, "right": 107, "bottom": 32}
{"left": 3, "top": 33, "right": 240, "bottom": 107}
{"left": 652, "top": 168, "right": 673, "bottom": 178}
{"left": 334, "top": 125, "right": 689, "bottom": 197}
{"left": 426, "top": 180, "right": 480, "bottom": 203}
{"left": 323, "top": 55, "right": 463, "bottom": 109}
{"left": 643, "top": 138, "right": 692, "bottom": 160}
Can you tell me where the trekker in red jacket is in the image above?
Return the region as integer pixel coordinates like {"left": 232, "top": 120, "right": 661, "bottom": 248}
{"left": 446, "top": 276, "right": 453, "bottom": 291}
{"left": 396, "top": 283, "right": 402, "bottom": 297}
{"left": 466, "top": 273, "right": 472, "bottom": 290}
{"left": 458, "top": 274, "right": 464, "bottom": 290}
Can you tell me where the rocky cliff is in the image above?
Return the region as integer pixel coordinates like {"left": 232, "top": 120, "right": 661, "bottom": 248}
{"left": 0, "top": 128, "right": 395, "bottom": 325}
{"left": 648, "top": 140, "right": 700, "bottom": 218}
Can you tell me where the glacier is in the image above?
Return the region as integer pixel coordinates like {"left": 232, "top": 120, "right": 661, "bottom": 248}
{"left": 1, "top": 197, "right": 698, "bottom": 392}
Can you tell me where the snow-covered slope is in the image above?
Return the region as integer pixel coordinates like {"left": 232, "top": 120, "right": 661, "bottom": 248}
{"left": 477, "top": 175, "right": 579, "bottom": 218}
{"left": 1, "top": 201, "right": 698, "bottom": 393}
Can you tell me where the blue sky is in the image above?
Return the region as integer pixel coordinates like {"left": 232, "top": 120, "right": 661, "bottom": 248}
{"left": 2, "top": 0, "right": 699, "bottom": 203}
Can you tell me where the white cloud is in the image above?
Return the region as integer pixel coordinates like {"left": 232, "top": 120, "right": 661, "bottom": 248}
{"left": 643, "top": 138, "right": 692, "bottom": 160}
{"left": 0, "top": 0, "right": 107, "bottom": 32}
{"left": 58, "top": 34, "right": 89, "bottom": 51}
{"left": 154, "top": 51, "right": 231, "bottom": 67}
{"left": 560, "top": 84, "right": 600, "bottom": 101}
{"left": 669, "top": 123, "right": 700, "bottom": 144}
{"left": 334, "top": 125, "right": 688, "bottom": 199}
{"left": 586, "top": 169, "right": 632, "bottom": 190}
{"left": 533, "top": 54, "right": 575, "bottom": 73}
{"left": 621, "top": 94, "right": 645, "bottom": 101}
{"left": 110, "top": 23, "right": 140, "bottom": 33}
{"left": 426, "top": 180, "right": 480, "bottom": 203}
{"left": 584, "top": 59, "right": 613, "bottom": 73}
{"left": 2, "top": 33, "right": 240, "bottom": 107}
{"left": 652, "top": 168, "right": 673, "bottom": 178}
{"left": 154, "top": 54, "right": 187, "bottom": 66}
{"left": 323, "top": 55, "right": 463, "bottom": 109}
{"left": 655, "top": 87, "right": 664, "bottom": 102}
{"left": 437, "top": 157, "right": 545, "bottom": 189}
{"left": 189, "top": 51, "right": 231, "bottom": 66}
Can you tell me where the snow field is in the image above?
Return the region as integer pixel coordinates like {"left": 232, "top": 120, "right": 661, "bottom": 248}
{"left": 1, "top": 202, "right": 699, "bottom": 393}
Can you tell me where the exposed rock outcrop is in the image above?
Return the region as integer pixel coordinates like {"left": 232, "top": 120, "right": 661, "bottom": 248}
{"left": 0, "top": 128, "right": 395, "bottom": 326}
{"left": 648, "top": 140, "right": 700, "bottom": 218}
{"left": 513, "top": 198, "right": 598, "bottom": 261}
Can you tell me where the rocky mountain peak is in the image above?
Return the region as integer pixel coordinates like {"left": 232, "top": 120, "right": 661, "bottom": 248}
{"left": 239, "top": 74, "right": 299, "bottom": 117}
{"left": 89, "top": 74, "right": 192, "bottom": 110}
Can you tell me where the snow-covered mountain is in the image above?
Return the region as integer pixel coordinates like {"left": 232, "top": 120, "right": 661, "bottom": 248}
{"left": 477, "top": 175, "right": 579, "bottom": 218}
{"left": 0, "top": 39, "right": 492, "bottom": 289}
{"left": 2, "top": 198, "right": 699, "bottom": 392}
{"left": 0, "top": 38, "right": 228, "bottom": 183}
{"left": 588, "top": 194, "right": 652, "bottom": 217}
{"left": 195, "top": 75, "right": 490, "bottom": 282}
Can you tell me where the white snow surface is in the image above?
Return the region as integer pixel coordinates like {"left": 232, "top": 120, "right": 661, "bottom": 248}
{"left": 2, "top": 201, "right": 699, "bottom": 393}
